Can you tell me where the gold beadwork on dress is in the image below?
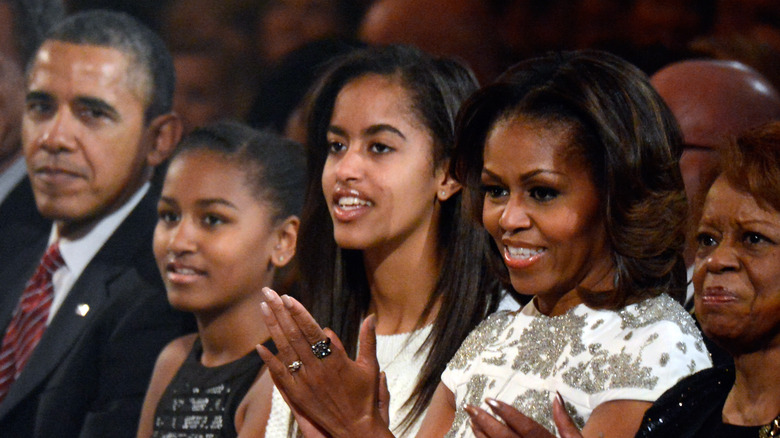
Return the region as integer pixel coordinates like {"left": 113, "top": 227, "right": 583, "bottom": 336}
{"left": 443, "top": 294, "right": 711, "bottom": 438}
{"left": 446, "top": 375, "right": 491, "bottom": 437}
{"left": 448, "top": 311, "right": 513, "bottom": 370}
{"left": 510, "top": 312, "right": 588, "bottom": 377}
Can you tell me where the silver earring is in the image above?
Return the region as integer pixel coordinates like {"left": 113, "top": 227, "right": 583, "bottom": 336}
{"left": 278, "top": 256, "right": 284, "bottom": 262}
{"left": 440, "top": 190, "right": 446, "bottom": 197}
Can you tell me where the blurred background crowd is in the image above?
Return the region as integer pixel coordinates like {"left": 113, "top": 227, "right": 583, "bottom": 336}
{"left": 60, "top": 0, "right": 780, "bottom": 139}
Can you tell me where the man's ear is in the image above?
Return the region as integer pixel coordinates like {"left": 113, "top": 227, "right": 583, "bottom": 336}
{"left": 145, "top": 113, "right": 183, "bottom": 167}
{"left": 271, "top": 216, "right": 300, "bottom": 268}
{"left": 435, "top": 160, "right": 462, "bottom": 202}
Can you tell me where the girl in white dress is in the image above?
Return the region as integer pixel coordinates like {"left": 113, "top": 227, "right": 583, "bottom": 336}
{"left": 257, "top": 45, "right": 505, "bottom": 437}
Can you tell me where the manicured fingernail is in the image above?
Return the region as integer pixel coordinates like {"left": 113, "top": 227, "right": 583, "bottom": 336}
{"left": 556, "top": 391, "right": 565, "bottom": 406}
{"left": 281, "top": 295, "right": 293, "bottom": 308}
{"left": 465, "top": 405, "right": 478, "bottom": 418}
{"left": 262, "top": 287, "right": 274, "bottom": 301}
{"left": 485, "top": 398, "right": 501, "bottom": 411}
{"left": 260, "top": 302, "right": 271, "bottom": 316}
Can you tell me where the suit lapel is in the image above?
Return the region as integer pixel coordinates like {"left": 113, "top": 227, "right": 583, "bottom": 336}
{"left": 0, "top": 190, "right": 160, "bottom": 418}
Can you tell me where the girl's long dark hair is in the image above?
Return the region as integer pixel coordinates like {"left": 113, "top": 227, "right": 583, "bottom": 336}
{"left": 297, "top": 45, "right": 501, "bottom": 431}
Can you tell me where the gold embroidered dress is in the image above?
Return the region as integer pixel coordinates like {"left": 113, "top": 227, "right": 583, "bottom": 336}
{"left": 441, "top": 294, "right": 712, "bottom": 437}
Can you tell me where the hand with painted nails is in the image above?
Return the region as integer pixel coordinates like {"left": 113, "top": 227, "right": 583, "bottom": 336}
{"left": 467, "top": 396, "right": 583, "bottom": 438}
{"left": 256, "top": 287, "right": 393, "bottom": 438}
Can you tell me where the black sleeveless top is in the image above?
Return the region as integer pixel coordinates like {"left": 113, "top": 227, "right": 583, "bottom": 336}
{"left": 152, "top": 338, "right": 275, "bottom": 437}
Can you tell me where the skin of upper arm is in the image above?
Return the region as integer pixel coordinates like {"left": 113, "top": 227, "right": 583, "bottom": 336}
{"left": 136, "top": 334, "right": 196, "bottom": 438}
{"left": 416, "top": 382, "right": 457, "bottom": 437}
{"left": 235, "top": 368, "right": 274, "bottom": 437}
{"left": 580, "top": 399, "right": 652, "bottom": 438}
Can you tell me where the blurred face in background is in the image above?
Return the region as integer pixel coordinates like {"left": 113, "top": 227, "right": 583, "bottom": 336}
{"left": 173, "top": 52, "right": 232, "bottom": 134}
{"left": 627, "top": 0, "right": 704, "bottom": 50}
{"left": 0, "top": 2, "right": 24, "bottom": 167}
{"left": 650, "top": 60, "right": 780, "bottom": 265}
{"left": 258, "top": 0, "right": 346, "bottom": 64}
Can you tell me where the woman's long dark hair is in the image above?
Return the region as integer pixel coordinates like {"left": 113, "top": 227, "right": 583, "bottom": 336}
{"left": 453, "top": 50, "right": 688, "bottom": 307}
{"left": 297, "top": 45, "right": 501, "bottom": 431}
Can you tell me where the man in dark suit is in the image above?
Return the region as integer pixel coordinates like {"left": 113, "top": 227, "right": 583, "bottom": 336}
{"left": 0, "top": 10, "right": 194, "bottom": 437}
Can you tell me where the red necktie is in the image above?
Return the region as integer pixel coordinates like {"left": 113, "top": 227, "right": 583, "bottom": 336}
{"left": 0, "top": 243, "right": 64, "bottom": 402}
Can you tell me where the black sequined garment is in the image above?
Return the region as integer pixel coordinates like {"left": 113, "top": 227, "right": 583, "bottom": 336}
{"left": 636, "top": 366, "right": 763, "bottom": 438}
{"left": 152, "top": 338, "right": 274, "bottom": 438}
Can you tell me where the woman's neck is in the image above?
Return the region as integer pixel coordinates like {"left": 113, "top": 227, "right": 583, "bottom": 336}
{"left": 195, "top": 292, "right": 271, "bottom": 367}
{"left": 535, "top": 290, "right": 584, "bottom": 317}
{"left": 362, "top": 220, "right": 442, "bottom": 335}
{"left": 535, "top": 261, "right": 616, "bottom": 316}
{"left": 723, "top": 346, "right": 780, "bottom": 426}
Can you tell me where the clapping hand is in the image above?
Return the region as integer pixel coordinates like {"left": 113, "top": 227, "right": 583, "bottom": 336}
{"left": 256, "top": 287, "right": 392, "bottom": 438}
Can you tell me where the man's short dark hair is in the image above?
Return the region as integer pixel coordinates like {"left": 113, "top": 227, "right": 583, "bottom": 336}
{"left": 44, "top": 9, "right": 175, "bottom": 122}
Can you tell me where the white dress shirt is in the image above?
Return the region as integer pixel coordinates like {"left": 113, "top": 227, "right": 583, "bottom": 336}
{"left": 47, "top": 182, "right": 151, "bottom": 323}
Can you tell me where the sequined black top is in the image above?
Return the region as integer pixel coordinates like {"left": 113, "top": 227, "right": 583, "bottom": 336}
{"left": 636, "top": 366, "right": 763, "bottom": 438}
{"left": 152, "top": 338, "right": 274, "bottom": 438}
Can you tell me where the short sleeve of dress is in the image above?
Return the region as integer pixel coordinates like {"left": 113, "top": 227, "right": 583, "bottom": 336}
{"left": 589, "top": 295, "right": 712, "bottom": 407}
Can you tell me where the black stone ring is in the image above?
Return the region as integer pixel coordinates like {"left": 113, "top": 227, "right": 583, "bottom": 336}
{"left": 311, "top": 337, "right": 332, "bottom": 359}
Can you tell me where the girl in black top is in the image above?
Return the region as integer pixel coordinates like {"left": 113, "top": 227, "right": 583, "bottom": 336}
{"left": 136, "top": 121, "right": 306, "bottom": 437}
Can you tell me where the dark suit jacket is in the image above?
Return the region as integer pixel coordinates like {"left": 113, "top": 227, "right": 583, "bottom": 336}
{"left": 0, "top": 176, "right": 50, "bottom": 252}
{"left": 0, "top": 188, "right": 195, "bottom": 438}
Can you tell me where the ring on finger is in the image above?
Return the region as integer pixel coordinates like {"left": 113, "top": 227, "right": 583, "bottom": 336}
{"left": 288, "top": 360, "right": 303, "bottom": 373}
{"left": 311, "top": 337, "right": 332, "bottom": 359}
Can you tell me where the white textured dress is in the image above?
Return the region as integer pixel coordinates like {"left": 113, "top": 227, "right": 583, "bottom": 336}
{"left": 265, "top": 325, "right": 433, "bottom": 437}
{"left": 441, "top": 294, "right": 712, "bottom": 438}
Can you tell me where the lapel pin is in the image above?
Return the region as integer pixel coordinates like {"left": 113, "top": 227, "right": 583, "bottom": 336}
{"left": 75, "top": 303, "right": 90, "bottom": 317}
